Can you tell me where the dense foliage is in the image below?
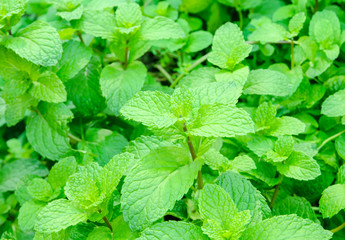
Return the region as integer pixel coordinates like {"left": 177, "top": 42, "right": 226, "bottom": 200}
{"left": 1, "top": 0, "right": 345, "bottom": 239}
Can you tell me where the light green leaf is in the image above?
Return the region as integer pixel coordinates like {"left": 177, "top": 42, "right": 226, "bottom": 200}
{"left": 248, "top": 17, "right": 289, "bottom": 44}
{"left": 137, "top": 221, "right": 208, "bottom": 240}
{"left": 289, "top": 12, "right": 306, "bottom": 37}
{"left": 268, "top": 116, "right": 305, "bottom": 136}
{"left": 65, "top": 57, "right": 106, "bottom": 116}
{"left": 27, "top": 178, "right": 53, "bottom": 201}
{"left": 120, "top": 91, "right": 177, "bottom": 129}
{"left": 254, "top": 102, "right": 276, "bottom": 131}
{"left": 276, "top": 151, "right": 320, "bottom": 180}
{"left": 0, "top": 0, "right": 28, "bottom": 29}
{"left": 29, "top": 71, "right": 66, "bottom": 103}
{"left": 217, "top": 0, "right": 261, "bottom": 9}
{"left": 241, "top": 214, "right": 332, "bottom": 240}
{"left": 215, "top": 66, "right": 249, "bottom": 86}
{"left": 321, "top": 89, "right": 345, "bottom": 117}
{"left": 336, "top": 165, "right": 345, "bottom": 184}
{"left": 244, "top": 69, "right": 293, "bottom": 96}
{"left": 83, "top": 0, "right": 119, "bottom": 10}
{"left": 207, "top": 22, "right": 252, "bottom": 70}
{"left": 100, "top": 61, "right": 147, "bottom": 115}
{"left": 18, "top": 200, "right": 46, "bottom": 231}
{"left": 35, "top": 199, "right": 87, "bottom": 233}
{"left": 189, "top": 104, "right": 254, "bottom": 138}
{"left": 184, "top": 30, "right": 213, "bottom": 53}
{"left": 0, "top": 158, "right": 48, "bottom": 192}
{"left": 4, "top": 21, "right": 62, "bottom": 66}
{"left": 267, "top": 136, "right": 294, "bottom": 163}
{"left": 5, "top": 94, "right": 37, "bottom": 126}
{"left": 115, "top": 2, "right": 142, "bottom": 34}
{"left": 273, "top": 196, "right": 318, "bottom": 222}
{"left": 56, "top": 6, "right": 83, "bottom": 21}
{"left": 139, "top": 16, "right": 185, "bottom": 40}
{"left": 228, "top": 155, "right": 256, "bottom": 173}
{"left": 33, "top": 230, "right": 67, "bottom": 240}
{"left": 26, "top": 102, "right": 73, "bottom": 160}
{"left": 87, "top": 226, "right": 112, "bottom": 240}
{"left": 47, "top": 156, "right": 77, "bottom": 191}
{"left": 56, "top": 40, "right": 93, "bottom": 80}
{"left": 179, "top": 67, "right": 219, "bottom": 88}
{"left": 111, "top": 215, "right": 138, "bottom": 240}
{"left": 319, "top": 184, "right": 345, "bottom": 218}
{"left": 76, "top": 10, "right": 116, "bottom": 39}
{"left": 121, "top": 146, "right": 202, "bottom": 230}
{"left": 199, "top": 184, "right": 251, "bottom": 239}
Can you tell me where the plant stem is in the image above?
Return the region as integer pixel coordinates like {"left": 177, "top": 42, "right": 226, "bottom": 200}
{"left": 8, "top": 30, "right": 12, "bottom": 36}
{"left": 102, "top": 216, "right": 113, "bottom": 232}
{"left": 317, "top": 129, "right": 345, "bottom": 152}
{"left": 183, "top": 124, "right": 204, "bottom": 189}
{"left": 314, "top": 0, "right": 319, "bottom": 13}
{"left": 269, "top": 177, "right": 282, "bottom": 209}
{"left": 170, "top": 53, "right": 209, "bottom": 88}
{"left": 76, "top": 31, "right": 84, "bottom": 45}
{"left": 123, "top": 40, "right": 129, "bottom": 70}
{"left": 155, "top": 64, "right": 173, "bottom": 84}
{"left": 330, "top": 222, "right": 345, "bottom": 233}
{"left": 290, "top": 40, "right": 294, "bottom": 69}
{"left": 245, "top": 40, "right": 298, "bottom": 45}
{"left": 237, "top": 8, "right": 243, "bottom": 29}
{"left": 68, "top": 133, "right": 82, "bottom": 143}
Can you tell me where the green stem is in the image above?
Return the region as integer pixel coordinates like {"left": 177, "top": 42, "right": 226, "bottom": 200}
{"left": 314, "top": 0, "right": 319, "bottom": 13}
{"left": 290, "top": 40, "right": 294, "bottom": 69}
{"left": 123, "top": 40, "right": 129, "bottom": 70}
{"left": 269, "top": 176, "right": 282, "bottom": 209}
{"left": 330, "top": 222, "right": 345, "bottom": 233}
{"left": 170, "top": 53, "right": 209, "bottom": 88}
{"left": 68, "top": 133, "right": 82, "bottom": 143}
{"left": 103, "top": 216, "right": 113, "bottom": 232}
{"left": 237, "top": 8, "right": 243, "bottom": 29}
{"left": 317, "top": 129, "right": 345, "bottom": 152}
{"left": 245, "top": 40, "right": 298, "bottom": 45}
{"left": 155, "top": 64, "right": 173, "bottom": 84}
{"left": 76, "top": 31, "right": 84, "bottom": 45}
{"left": 8, "top": 30, "right": 12, "bottom": 36}
{"left": 183, "top": 124, "right": 204, "bottom": 189}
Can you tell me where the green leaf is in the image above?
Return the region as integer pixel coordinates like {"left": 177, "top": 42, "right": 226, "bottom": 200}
{"left": 228, "top": 155, "right": 256, "bottom": 173}
{"left": 57, "top": 6, "right": 83, "bottom": 21}
{"left": 254, "top": 102, "right": 276, "bottom": 131}
{"left": 18, "top": 200, "right": 46, "bottom": 231}
{"left": 207, "top": 22, "right": 252, "bottom": 70}
{"left": 65, "top": 57, "right": 106, "bottom": 116}
{"left": 56, "top": 40, "right": 93, "bottom": 80}
{"left": 47, "top": 156, "right": 77, "bottom": 191}
{"left": 273, "top": 196, "right": 318, "bottom": 222}
{"left": 0, "top": 158, "right": 48, "bottom": 192}
{"left": 29, "top": 71, "right": 67, "bottom": 103}
{"left": 139, "top": 16, "right": 185, "bottom": 40}
{"left": 4, "top": 21, "right": 62, "bottom": 66}
{"left": 0, "top": 0, "right": 28, "bottom": 29}
{"left": 184, "top": 30, "right": 213, "bottom": 53}
{"left": 244, "top": 69, "right": 293, "bottom": 96}
{"left": 115, "top": 2, "right": 142, "bottom": 34}
{"left": 120, "top": 91, "right": 177, "bottom": 129}
{"left": 35, "top": 199, "right": 87, "bottom": 233}
{"left": 5, "top": 94, "right": 38, "bottom": 126}
{"left": 75, "top": 10, "right": 116, "bottom": 39}
{"left": 241, "top": 214, "right": 332, "bottom": 240}
{"left": 27, "top": 178, "right": 53, "bottom": 201}
{"left": 321, "top": 89, "right": 345, "bottom": 117}
{"left": 267, "top": 136, "right": 294, "bottom": 163}
{"left": 217, "top": 0, "right": 261, "bottom": 9}
{"left": 276, "top": 151, "right": 321, "bottom": 180}
{"left": 199, "top": 184, "right": 250, "bottom": 239}
{"left": 336, "top": 165, "right": 345, "bottom": 184}
{"left": 100, "top": 61, "right": 147, "bottom": 115}
{"left": 137, "top": 221, "right": 208, "bottom": 240}
{"left": 111, "top": 215, "right": 138, "bottom": 240}
{"left": 188, "top": 104, "right": 254, "bottom": 138}
{"left": 26, "top": 102, "right": 73, "bottom": 161}
{"left": 248, "top": 17, "right": 289, "bottom": 44}
{"left": 268, "top": 116, "right": 305, "bottom": 136}
{"left": 33, "top": 230, "right": 67, "bottom": 240}
{"left": 87, "top": 226, "right": 112, "bottom": 240}
{"left": 288, "top": 12, "right": 306, "bottom": 37}
{"left": 319, "top": 184, "right": 345, "bottom": 219}
{"left": 121, "top": 146, "right": 202, "bottom": 230}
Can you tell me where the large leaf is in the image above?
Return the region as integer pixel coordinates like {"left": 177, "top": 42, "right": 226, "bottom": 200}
{"left": 319, "top": 184, "right": 345, "bottom": 219}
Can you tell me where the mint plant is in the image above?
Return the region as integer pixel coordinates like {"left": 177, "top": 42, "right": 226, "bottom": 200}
{"left": 1, "top": 0, "right": 345, "bottom": 239}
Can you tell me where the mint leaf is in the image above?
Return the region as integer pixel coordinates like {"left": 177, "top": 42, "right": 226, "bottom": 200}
{"left": 5, "top": 94, "right": 37, "bottom": 126}
{"left": 100, "top": 61, "right": 147, "bottom": 115}
{"left": 139, "top": 16, "right": 185, "bottom": 40}
{"left": 47, "top": 156, "right": 77, "bottom": 191}
{"left": 0, "top": 0, "right": 28, "bottom": 29}
{"left": 18, "top": 200, "right": 45, "bottom": 231}
{"left": 121, "top": 146, "right": 202, "bottom": 230}
{"left": 184, "top": 30, "right": 213, "bottom": 53}
{"left": 319, "top": 184, "right": 345, "bottom": 219}
{"left": 189, "top": 104, "right": 254, "bottom": 137}
{"left": 138, "top": 221, "right": 208, "bottom": 240}
{"left": 4, "top": 21, "right": 62, "bottom": 66}
{"left": 241, "top": 214, "right": 332, "bottom": 240}
{"left": 26, "top": 102, "right": 73, "bottom": 160}
{"left": 87, "top": 226, "right": 112, "bottom": 240}
{"left": 321, "top": 89, "right": 345, "bottom": 117}
{"left": 289, "top": 12, "right": 306, "bottom": 37}
{"left": 29, "top": 71, "right": 67, "bottom": 103}
{"left": 27, "top": 178, "right": 53, "bottom": 201}
{"left": 120, "top": 91, "right": 177, "bottom": 129}
{"left": 115, "top": 2, "right": 142, "bottom": 34}
{"left": 244, "top": 69, "right": 293, "bottom": 96}
{"left": 268, "top": 116, "right": 305, "bottom": 136}
{"left": 207, "top": 22, "right": 252, "bottom": 70}
{"left": 35, "top": 199, "right": 87, "bottom": 233}
{"left": 276, "top": 151, "right": 321, "bottom": 180}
